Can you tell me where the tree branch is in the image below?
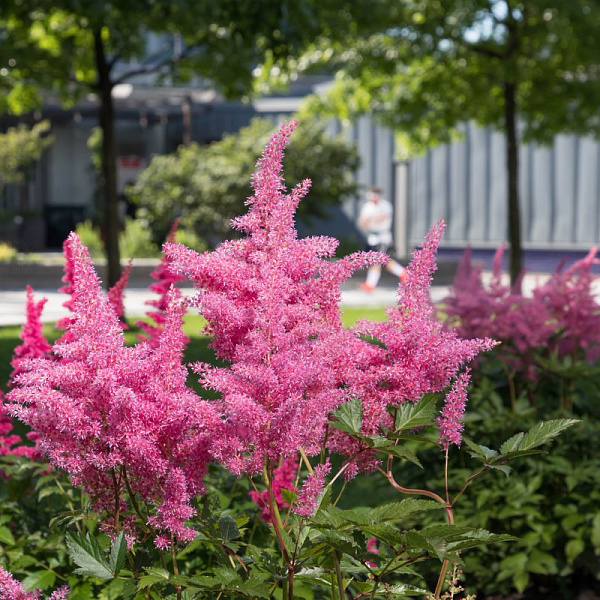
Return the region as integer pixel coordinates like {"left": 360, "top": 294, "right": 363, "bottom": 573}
{"left": 111, "top": 43, "right": 200, "bottom": 86}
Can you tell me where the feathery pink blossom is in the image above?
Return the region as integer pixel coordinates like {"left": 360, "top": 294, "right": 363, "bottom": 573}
{"left": 137, "top": 219, "right": 188, "bottom": 348}
{"left": 250, "top": 456, "right": 298, "bottom": 521}
{"left": 55, "top": 238, "right": 76, "bottom": 340}
{"left": 0, "top": 565, "right": 69, "bottom": 599}
{"left": 8, "top": 235, "right": 220, "bottom": 544}
{"left": 293, "top": 459, "right": 331, "bottom": 517}
{"left": 9, "top": 285, "right": 51, "bottom": 385}
{"left": 328, "top": 222, "right": 496, "bottom": 477}
{"left": 437, "top": 369, "right": 471, "bottom": 449}
{"left": 0, "top": 388, "right": 33, "bottom": 459}
{"left": 165, "top": 121, "right": 384, "bottom": 474}
{"left": 444, "top": 245, "right": 600, "bottom": 377}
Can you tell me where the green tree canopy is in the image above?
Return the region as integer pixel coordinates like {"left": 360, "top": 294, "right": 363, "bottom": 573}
{"left": 1, "top": 0, "right": 345, "bottom": 285}
{"left": 132, "top": 118, "right": 360, "bottom": 247}
{"left": 0, "top": 120, "right": 53, "bottom": 198}
{"left": 274, "top": 0, "right": 600, "bottom": 283}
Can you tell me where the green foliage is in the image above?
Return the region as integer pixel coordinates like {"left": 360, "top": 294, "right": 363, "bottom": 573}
{"left": 74, "top": 219, "right": 160, "bottom": 259}
{"left": 0, "top": 242, "right": 18, "bottom": 263}
{"left": 132, "top": 118, "right": 360, "bottom": 246}
{"left": 400, "top": 355, "right": 600, "bottom": 597}
{"left": 119, "top": 218, "right": 160, "bottom": 258}
{"left": 0, "top": 121, "right": 53, "bottom": 195}
{"left": 288, "top": 1, "right": 600, "bottom": 151}
{"left": 74, "top": 221, "right": 104, "bottom": 259}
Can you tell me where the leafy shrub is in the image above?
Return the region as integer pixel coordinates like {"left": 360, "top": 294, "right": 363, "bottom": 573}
{"left": 119, "top": 217, "right": 160, "bottom": 258}
{"left": 0, "top": 242, "right": 18, "bottom": 263}
{"left": 73, "top": 221, "right": 103, "bottom": 259}
{"left": 74, "top": 218, "right": 160, "bottom": 259}
{"left": 132, "top": 117, "right": 360, "bottom": 247}
{"left": 435, "top": 246, "right": 600, "bottom": 596}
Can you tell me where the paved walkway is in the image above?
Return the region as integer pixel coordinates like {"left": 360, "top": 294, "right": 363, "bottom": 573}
{"left": 0, "top": 270, "right": 567, "bottom": 327}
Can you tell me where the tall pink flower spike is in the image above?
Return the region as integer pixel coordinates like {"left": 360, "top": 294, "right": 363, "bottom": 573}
{"left": 8, "top": 234, "right": 220, "bottom": 545}
{"left": 165, "top": 121, "right": 385, "bottom": 474}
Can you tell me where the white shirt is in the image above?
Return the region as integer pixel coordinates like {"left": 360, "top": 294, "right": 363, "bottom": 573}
{"left": 359, "top": 198, "right": 393, "bottom": 246}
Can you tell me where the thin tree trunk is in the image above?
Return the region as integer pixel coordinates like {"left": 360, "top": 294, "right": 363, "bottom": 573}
{"left": 504, "top": 81, "right": 521, "bottom": 286}
{"left": 94, "top": 29, "right": 121, "bottom": 289}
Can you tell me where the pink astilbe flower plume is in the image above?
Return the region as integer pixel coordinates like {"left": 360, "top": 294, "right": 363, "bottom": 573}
{"left": 9, "top": 285, "right": 51, "bottom": 385}
{"left": 0, "top": 565, "right": 69, "bottom": 599}
{"left": 328, "top": 221, "right": 496, "bottom": 477}
{"left": 533, "top": 246, "right": 600, "bottom": 362}
{"left": 165, "top": 121, "right": 385, "bottom": 474}
{"left": 293, "top": 459, "right": 331, "bottom": 517}
{"left": 107, "top": 259, "right": 132, "bottom": 328}
{"left": 8, "top": 235, "right": 220, "bottom": 544}
{"left": 137, "top": 219, "right": 188, "bottom": 348}
{"left": 55, "top": 237, "right": 76, "bottom": 342}
{"left": 250, "top": 456, "right": 298, "bottom": 521}
{"left": 444, "top": 245, "right": 600, "bottom": 378}
{"left": 437, "top": 368, "right": 471, "bottom": 449}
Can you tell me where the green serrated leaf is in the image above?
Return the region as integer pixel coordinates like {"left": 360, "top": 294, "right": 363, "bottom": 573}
{"left": 464, "top": 437, "right": 499, "bottom": 460}
{"left": 499, "top": 432, "right": 525, "bottom": 454}
{"left": 0, "top": 525, "right": 16, "bottom": 545}
{"left": 370, "top": 499, "right": 440, "bottom": 523}
{"left": 66, "top": 532, "right": 113, "bottom": 580}
{"left": 395, "top": 393, "right": 439, "bottom": 431}
{"left": 22, "top": 570, "right": 55, "bottom": 592}
{"left": 108, "top": 531, "right": 127, "bottom": 576}
{"left": 488, "top": 464, "right": 512, "bottom": 476}
{"left": 501, "top": 419, "right": 579, "bottom": 456}
{"left": 329, "top": 398, "right": 363, "bottom": 436}
{"left": 137, "top": 567, "right": 170, "bottom": 591}
{"left": 219, "top": 515, "right": 240, "bottom": 542}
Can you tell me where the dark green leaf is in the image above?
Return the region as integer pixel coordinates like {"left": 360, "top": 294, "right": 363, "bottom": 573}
{"left": 108, "top": 531, "right": 127, "bottom": 576}
{"left": 218, "top": 515, "right": 240, "bottom": 542}
{"left": 66, "top": 532, "right": 113, "bottom": 580}
{"left": 395, "top": 393, "right": 439, "bottom": 431}
{"left": 329, "top": 398, "right": 363, "bottom": 436}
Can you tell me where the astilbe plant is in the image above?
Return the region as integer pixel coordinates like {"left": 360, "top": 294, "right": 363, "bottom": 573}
{"left": 0, "top": 566, "right": 69, "bottom": 599}
{"left": 328, "top": 222, "right": 497, "bottom": 476}
{"left": 8, "top": 235, "right": 221, "bottom": 546}
{"left": 165, "top": 121, "right": 384, "bottom": 476}
{"left": 443, "top": 245, "right": 600, "bottom": 396}
{"left": 3, "top": 122, "right": 578, "bottom": 600}
{"left": 9, "top": 285, "right": 52, "bottom": 385}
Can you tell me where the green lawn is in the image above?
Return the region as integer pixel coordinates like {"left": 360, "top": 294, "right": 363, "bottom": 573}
{"left": 0, "top": 306, "right": 387, "bottom": 392}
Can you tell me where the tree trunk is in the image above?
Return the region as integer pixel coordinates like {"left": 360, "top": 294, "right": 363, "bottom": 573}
{"left": 94, "top": 29, "right": 121, "bottom": 289}
{"left": 504, "top": 81, "right": 522, "bottom": 286}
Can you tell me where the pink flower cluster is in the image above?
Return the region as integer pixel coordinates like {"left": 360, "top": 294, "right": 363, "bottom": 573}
{"left": 8, "top": 236, "right": 220, "bottom": 544}
{"left": 293, "top": 459, "right": 331, "bottom": 517}
{"left": 8, "top": 121, "right": 494, "bottom": 543}
{"left": 0, "top": 566, "right": 69, "bottom": 599}
{"left": 107, "top": 259, "right": 132, "bottom": 328}
{"left": 165, "top": 121, "right": 384, "bottom": 474}
{"left": 444, "top": 245, "right": 600, "bottom": 375}
{"left": 250, "top": 456, "right": 298, "bottom": 521}
{"left": 9, "top": 285, "right": 52, "bottom": 385}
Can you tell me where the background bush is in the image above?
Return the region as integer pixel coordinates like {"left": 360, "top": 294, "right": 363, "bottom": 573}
{"left": 131, "top": 118, "right": 360, "bottom": 247}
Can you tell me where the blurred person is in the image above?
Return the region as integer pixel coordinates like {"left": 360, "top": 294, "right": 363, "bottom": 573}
{"left": 358, "top": 185, "right": 407, "bottom": 292}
